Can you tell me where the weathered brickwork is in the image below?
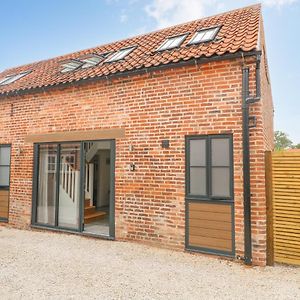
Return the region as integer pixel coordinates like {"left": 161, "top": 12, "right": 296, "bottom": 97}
{"left": 0, "top": 56, "right": 273, "bottom": 265}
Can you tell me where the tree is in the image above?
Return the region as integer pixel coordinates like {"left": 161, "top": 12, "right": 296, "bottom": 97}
{"left": 292, "top": 143, "right": 300, "bottom": 149}
{"left": 274, "top": 131, "right": 293, "bottom": 151}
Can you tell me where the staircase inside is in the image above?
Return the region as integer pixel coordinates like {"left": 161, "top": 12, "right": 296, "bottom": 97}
{"left": 83, "top": 141, "right": 111, "bottom": 236}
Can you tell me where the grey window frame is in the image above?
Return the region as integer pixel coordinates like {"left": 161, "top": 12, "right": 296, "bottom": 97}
{"left": 187, "top": 26, "right": 220, "bottom": 45}
{"left": 185, "top": 134, "right": 233, "bottom": 201}
{"left": 0, "top": 71, "right": 30, "bottom": 86}
{"left": 105, "top": 46, "right": 136, "bottom": 63}
{"left": 0, "top": 144, "right": 11, "bottom": 190}
{"left": 156, "top": 33, "right": 188, "bottom": 51}
{"left": 0, "top": 144, "right": 11, "bottom": 223}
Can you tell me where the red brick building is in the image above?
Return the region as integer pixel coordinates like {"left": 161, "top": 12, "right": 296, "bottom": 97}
{"left": 0, "top": 5, "right": 273, "bottom": 266}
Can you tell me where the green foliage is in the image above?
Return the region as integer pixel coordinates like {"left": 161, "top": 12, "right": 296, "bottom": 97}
{"left": 292, "top": 143, "right": 300, "bottom": 149}
{"left": 274, "top": 131, "right": 293, "bottom": 151}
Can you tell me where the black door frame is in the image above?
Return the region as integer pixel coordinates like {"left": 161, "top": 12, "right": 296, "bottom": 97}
{"left": 81, "top": 140, "right": 115, "bottom": 238}
{"left": 31, "top": 139, "right": 115, "bottom": 239}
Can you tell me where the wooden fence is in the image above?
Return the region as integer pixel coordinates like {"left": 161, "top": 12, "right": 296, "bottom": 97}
{"left": 266, "top": 151, "right": 300, "bottom": 266}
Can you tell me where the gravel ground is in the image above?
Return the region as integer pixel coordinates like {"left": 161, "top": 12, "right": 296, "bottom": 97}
{"left": 0, "top": 227, "right": 299, "bottom": 300}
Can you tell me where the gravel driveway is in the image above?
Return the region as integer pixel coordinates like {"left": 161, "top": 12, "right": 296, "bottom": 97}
{"left": 0, "top": 227, "right": 299, "bottom": 299}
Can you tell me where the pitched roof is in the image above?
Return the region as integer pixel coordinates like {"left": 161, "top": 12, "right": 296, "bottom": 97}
{"left": 0, "top": 4, "right": 261, "bottom": 96}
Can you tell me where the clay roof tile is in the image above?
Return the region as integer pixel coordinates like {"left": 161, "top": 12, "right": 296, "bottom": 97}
{"left": 0, "top": 4, "right": 261, "bottom": 95}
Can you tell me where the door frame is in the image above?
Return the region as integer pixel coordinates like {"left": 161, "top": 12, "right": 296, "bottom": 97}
{"left": 81, "top": 139, "right": 115, "bottom": 239}
{"left": 184, "top": 134, "right": 235, "bottom": 257}
{"left": 31, "top": 139, "right": 115, "bottom": 239}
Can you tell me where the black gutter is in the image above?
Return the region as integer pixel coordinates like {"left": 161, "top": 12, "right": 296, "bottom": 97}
{"left": 0, "top": 50, "right": 261, "bottom": 99}
{"left": 242, "top": 53, "right": 261, "bottom": 265}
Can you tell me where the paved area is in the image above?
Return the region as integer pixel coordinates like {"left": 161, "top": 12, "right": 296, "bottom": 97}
{"left": 0, "top": 227, "right": 299, "bottom": 299}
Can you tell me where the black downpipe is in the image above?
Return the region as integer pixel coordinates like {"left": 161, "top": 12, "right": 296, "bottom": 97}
{"left": 242, "top": 54, "right": 261, "bottom": 265}
{"left": 242, "top": 67, "right": 252, "bottom": 265}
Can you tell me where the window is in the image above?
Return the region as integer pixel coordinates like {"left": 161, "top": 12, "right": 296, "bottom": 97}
{"left": 0, "top": 71, "right": 30, "bottom": 86}
{"left": 0, "top": 145, "right": 11, "bottom": 188}
{"left": 47, "top": 154, "right": 57, "bottom": 173}
{"left": 188, "top": 27, "right": 219, "bottom": 45}
{"left": 105, "top": 46, "right": 135, "bottom": 62}
{"left": 81, "top": 54, "right": 103, "bottom": 69}
{"left": 186, "top": 135, "right": 232, "bottom": 199}
{"left": 157, "top": 34, "right": 187, "bottom": 51}
{"left": 0, "top": 145, "right": 11, "bottom": 221}
{"left": 61, "top": 60, "right": 83, "bottom": 73}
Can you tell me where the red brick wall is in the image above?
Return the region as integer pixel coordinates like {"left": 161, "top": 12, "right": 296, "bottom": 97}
{"left": 243, "top": 17, "right": 274, "bottom": 265}
{"left": 0, "top": 56, "right": 273, "bottom": 265}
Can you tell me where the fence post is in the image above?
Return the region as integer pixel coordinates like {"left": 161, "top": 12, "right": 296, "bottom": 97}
{"left": 265, "top": 151, "right": 274, "bottom": 265}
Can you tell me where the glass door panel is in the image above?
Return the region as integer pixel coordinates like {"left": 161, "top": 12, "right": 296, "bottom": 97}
{"left": 36, "top": 144, "right": 57, "bottom": 226}
{"left": 58, "top": 143, "right": 81, "bottom": 229}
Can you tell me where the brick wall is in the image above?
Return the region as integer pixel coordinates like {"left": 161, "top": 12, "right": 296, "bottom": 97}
{"left": 243, "top": 18, "right": 274, "bottom": 265}
{"left": 0, "top": 56, "right": 273, "bottom": 265}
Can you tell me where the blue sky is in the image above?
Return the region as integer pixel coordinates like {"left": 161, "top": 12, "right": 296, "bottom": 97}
{"left": 0, "top": 0, "right": 299, "bottom": 143}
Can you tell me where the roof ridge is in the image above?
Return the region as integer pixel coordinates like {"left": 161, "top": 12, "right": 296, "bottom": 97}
{"left": 0, "top": 4, "right": 261, "bottom": 74}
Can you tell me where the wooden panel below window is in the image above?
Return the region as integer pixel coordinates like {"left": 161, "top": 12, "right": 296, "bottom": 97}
{"left": 0, "top": 190, "right": 9, "bottom": 219}
{"left": 188, "top": 202, "right": 233, "bottom": 253}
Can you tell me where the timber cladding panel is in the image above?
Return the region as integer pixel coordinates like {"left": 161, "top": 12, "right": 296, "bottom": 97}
{"left": 0, "top": 190, "right": 9, "bottom": 219}
{"left": 187, "top": 202, "right": 233, "bottom": 254}
{"left": 267, "top": 151, "right": 300, "bottom": 266}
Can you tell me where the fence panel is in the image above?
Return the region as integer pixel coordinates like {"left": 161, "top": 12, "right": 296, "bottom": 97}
{"left": 266, "top": 151, "right": 300, "bottom": 266}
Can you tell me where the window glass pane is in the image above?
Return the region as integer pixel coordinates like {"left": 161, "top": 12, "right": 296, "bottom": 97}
{"left": 37, "top": 144, "right": 57, "bottom": 226}
{"left": 190, "top": 167, "right": 206, "bottom": 195}
{"left": 211, "top": 138, "right": 230, "bottom": 166}
{"left": 58, "top": 143, "right": 81, "bottom": 229}
{"left": 0, "top": 146, "right": 10, "bottom": 165}
{"left": 0, "top": 166, "right": 9, "bottom": 186}
{"left": 189, "top": 28, "right": 218, "bottom": 44}
{"left": 190, "top": 139, "right": 206, "bottom": 166}
{"left": 162, "top": 39, "right": 173, "bottom": 50}
{"left": 211, "top": 167, "right": 230, "bottom": 197}
{"left": 202, "top": 28, "right": 216, "bottom": 41}
{"left": 106, "top": 47, "right": 135, "bottom": 62}
{"left": 192, "top": 31, "right": 206, "bottom": 43}
{"left": 158, "top": 35, "right": 186, "bottom": 51}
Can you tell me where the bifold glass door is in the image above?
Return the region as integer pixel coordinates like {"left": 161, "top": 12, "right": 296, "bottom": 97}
{"left": 33, "top": 140, "right": 115, "bottom": 237}
{"left": 36, "top": 144, "right": 57, "bottom": 226}
{"left": 35, "top": 143, "right": 82, "bottom": 231}
{"left": 58, "top": 143, "right": 81, "bottom": 229}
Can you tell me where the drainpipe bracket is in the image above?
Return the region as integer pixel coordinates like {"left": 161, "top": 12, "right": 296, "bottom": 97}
{"left": 248, "top": 116, "right": 257, "bottom": 128}
{"left": 246, "top": 97, "right": 260, "bottom": 105}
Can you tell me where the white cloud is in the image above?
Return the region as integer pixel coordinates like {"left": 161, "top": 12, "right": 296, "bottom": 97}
{"left": 262, "top": 0, "right": 297, "bottom": 7}
{"left": 145, "top": 0, "right": 298, "bottom": 29}
{"left": 145, "top": 0, "right": 216, "bottom": 29}
{"left": 120, "top": 10, "right": 128, "bottom": 23}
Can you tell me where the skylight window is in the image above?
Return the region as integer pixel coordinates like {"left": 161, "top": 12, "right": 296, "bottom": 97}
{"left": 106, "top": 47, "right": 135, "bottom": 63}
{"left": 61, "top": 60, "right": 83, "bottom": 73}
{"left": 188, "top": 27, "right": 219, "bottom": 45}
{"left": 81, "top": 54, "right": 103, "bottom": 69}
{"left": 0, "top": 71, "right": 30, "bottom": 86}
{"left": 157, "top": 34, "right": 187, "bottom": 51}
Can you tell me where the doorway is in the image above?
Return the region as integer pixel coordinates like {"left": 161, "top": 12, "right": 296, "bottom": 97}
{"left": 32, "top": 140, "right": 115, "bottom": 238}
{"left": 83, "top": 141, "right": 114, "bottom": 236}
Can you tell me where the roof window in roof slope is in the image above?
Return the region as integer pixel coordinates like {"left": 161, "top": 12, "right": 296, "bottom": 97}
{"left": 81, "top": 54, "right": 104, "bottom": 68}
{"left": 0, "top": 71, "right": 31, "bottom": 86}
{"left": 61, "top": 60, "right": 83, "bottom": 73}
{"left": 157, "top": 34, "right": 187, "bottom": 51}
{"left": 188, "top": 27, "right": 219, "bottom": 45}
{"left": 106, "top": 46, "right": 136, "bottom": 62}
